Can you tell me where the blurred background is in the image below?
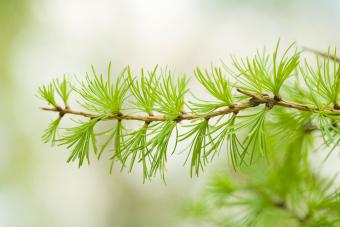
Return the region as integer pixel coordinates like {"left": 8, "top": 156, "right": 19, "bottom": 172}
{"left": 0, "top": 0, "right": 340, "bottom": 226}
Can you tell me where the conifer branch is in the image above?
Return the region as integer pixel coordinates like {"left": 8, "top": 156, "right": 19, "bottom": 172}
{"left": 41, "top": 101, "right": 252, "bottom": 122}
{"left": 41, "top": 88, "right": 339, "bottom": 122}
{"left": 38, "top": 41, "right": 340, "bottom": 182}
{"left": 236, "top": 88, "right": 340, "bottom": 113}
{"left": 38, "top": 41, "right": 340, "bottom": 226}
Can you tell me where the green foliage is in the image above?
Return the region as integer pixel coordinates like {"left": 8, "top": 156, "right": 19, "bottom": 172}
{"left": 121, "top": 124, "right": 150, "bottom": 180}
{"left": 42, "top": 117, "right": 61, "bottom": 145}
{"left": 191, "top": 66, "right": 233, "bottom": 113}
{"left": 77, "top": 63, "right": 130, "bottom": 115}
{"left": 148, "top": 120, "right": 178, "bottom": 179}
{"left": 211, "top": 115, "right": 243, "bottom": 168}
{"left": 271, "top": 41, "right": 300, "bottom": 98}
{"left": 188, "top": 161, "right": 340, "bottom": 227}
{"left": 128, "top": 66, "right": 158, "bottom": 114}
{"left": 38, "top": 83, "right": 57, "bottom": 107}
{"left": 301, "top": 49, "right": 340, "bottom": 108}
{"left": 38, "top": 43, "right": 340, "bottom": 179}
{"left": 229, "top": 40, "right": 299, "bottom": 99}
{"left": 59, "top": 118, "right": 98, "bottom": 167}
{"left": 38, "top": 41, "right": 340, "bottom": 226}
{"left": 187, "top": 123, "right": 338, "bottom": 226}
{"left": 180, "top": 119, "right": 211, "bottom": 177}
{"left": 237, "top": 108, "right": 269, "bottom": 165}
{"left": 53, "top": 76, "right": 72, "bottom": 107}
{"left": 153, "top": 69, "right": 188, "bottom": 118}
{"left": 111, "top": 121, "right": 124, "bottom": 166}
{"left": 95, "top": 120, "right": 125, "bottom": 171}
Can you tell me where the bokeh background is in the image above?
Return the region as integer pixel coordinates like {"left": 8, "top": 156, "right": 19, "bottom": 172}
{"left": 1, "top": 0, "right": 340, "bottom": 226}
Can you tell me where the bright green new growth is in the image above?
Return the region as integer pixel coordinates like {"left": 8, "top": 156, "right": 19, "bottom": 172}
{"left": 59, "top": 119, "right": 98, "bottom": 167}
{"left": 301, "top": 49, "right": 340, "bottom": 108}
{"left": 53, "top": 76, "right": 71, "bottom": 107}
{"left": 38, "top": 42, "right": 339, "bottom": 180}
{"left": 153, "top": 69, "right": 188, "bottom": 118}
{"left": 191, "top": 66, "right": 233, "bottom": 113}
{"left": 42, "top": 117, "right": 61, "bottom": 145}
{"left": 77, "top": 63, "right": 130, "bottom": 116}
{"left": 238, "top": 108, "right": 268, "bottom": 164}
{"left": 38, "top": 83, "right": 57, "bottom": 107}
{"left": 229, "top": 40, "right": 299, "bottom": 99}
{"left": 38, "top": 41, "right": 340, "bottom": 226}
{"left": 128, "top": 65, "right": 158, "bottom": 114}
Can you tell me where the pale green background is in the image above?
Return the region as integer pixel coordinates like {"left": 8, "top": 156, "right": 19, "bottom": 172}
{"left": 0, "top": 0, "right": 339, "bottom": 226}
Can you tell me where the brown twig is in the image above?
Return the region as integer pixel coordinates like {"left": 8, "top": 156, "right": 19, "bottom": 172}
{"left": 41, "top": 89, "right": 340, "bottom": 122}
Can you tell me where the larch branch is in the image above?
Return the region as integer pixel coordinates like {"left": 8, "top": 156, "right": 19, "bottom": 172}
{"left": 41, "top": 88, "right": 340, "bottom": 122}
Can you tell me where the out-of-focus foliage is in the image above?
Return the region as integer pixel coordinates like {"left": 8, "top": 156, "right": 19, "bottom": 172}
{"left": 187, "top": 158, "right": 340, "bottom": 226}
{"left": 186, "top": 112, "right": 340, "bottom": 226}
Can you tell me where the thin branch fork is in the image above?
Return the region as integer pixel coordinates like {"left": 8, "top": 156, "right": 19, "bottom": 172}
{"left": 303, "top": 46, "right": 340, "bottom": 63}
{"left": 41, "top": 89, "right": 340, "bottom": 122}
